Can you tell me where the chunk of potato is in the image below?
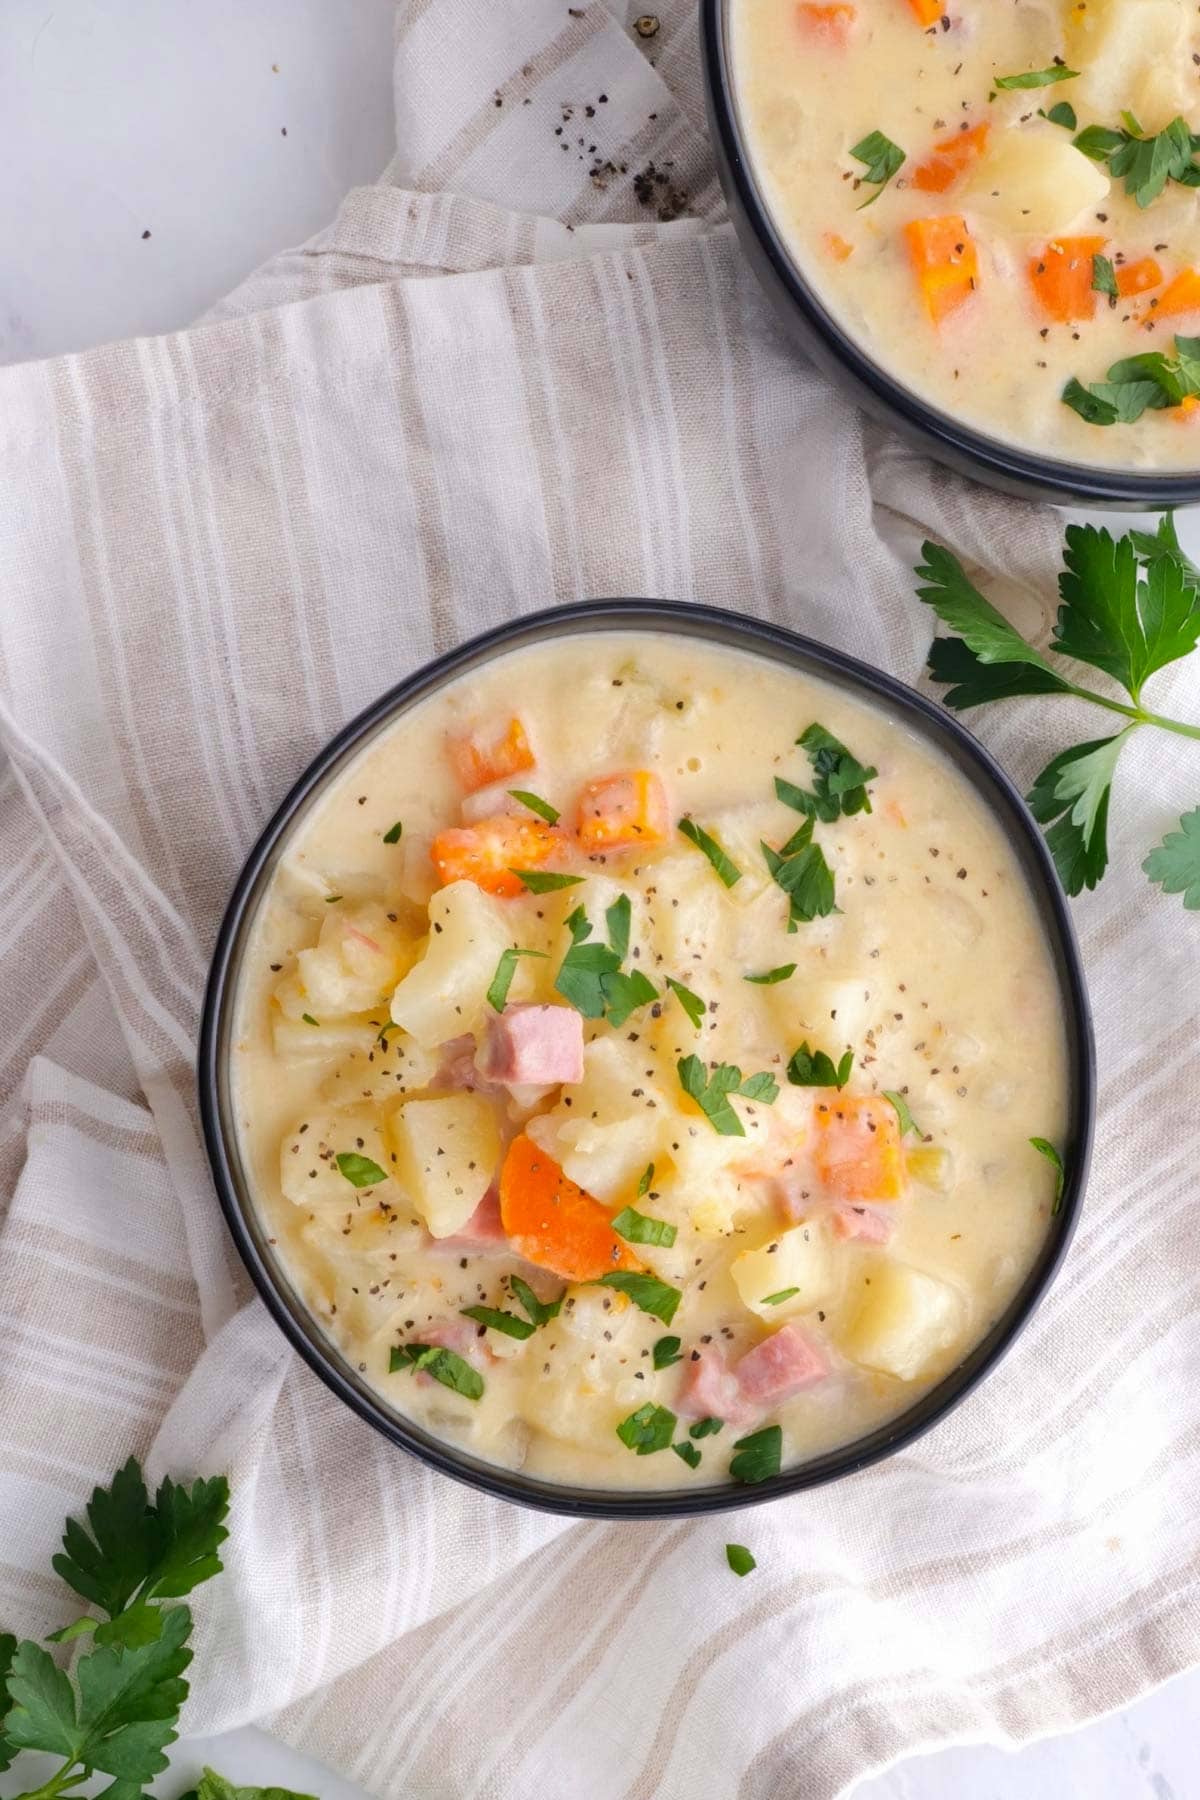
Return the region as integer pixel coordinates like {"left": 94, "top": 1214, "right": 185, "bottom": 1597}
{"left": 295, "top": 903, "right": 416, "bottom": 1017}
{"left": 967, "top": 127, "right": 1109, "bottom": 235}
{"left": 841, "top": 1261, "right": 964, "bottom": 1381}
{"left": 389, "top": 880, "right": 511, "bottom": 1046}
{"left": 272, "top": 1015, "right": 378, "bottom": 1069}
{"left": 518, "top": 1289, "right": 646, "bottom": 1446}
{"left": 641, "top": 849, "right": 732, "bottom": 970}
{"left": 731, "top": 1220, "right": 833, "bottom": 1319}
{"left": 319, "top": 1030, "right": 439, "bottom": 1105}
{"left": 388, "top": 1092, "right": 500, "bottom": 1237}
{"left": 524, "top": 1036, "right": 666, "bottom": 1203}
{"left": 280, "top": 1107, "right": 392, "bottom": 1210}
{"left": 1069, "top": 0, "right": 1193, "bottom": 134}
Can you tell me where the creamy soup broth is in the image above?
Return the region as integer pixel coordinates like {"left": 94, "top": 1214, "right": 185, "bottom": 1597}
{"left": 733, "top": 0, "right": 1200, "bottom": 469}
{"left": 231, "top": 633, "right": 1068, "bottom": 1491}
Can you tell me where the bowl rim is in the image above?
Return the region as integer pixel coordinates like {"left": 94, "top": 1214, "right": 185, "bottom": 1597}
{"left": 699, "top": 0, "right": 1200, "bottom": 508}
{"left": 199, "top": 598, "right": 1096, "bottom": 1520}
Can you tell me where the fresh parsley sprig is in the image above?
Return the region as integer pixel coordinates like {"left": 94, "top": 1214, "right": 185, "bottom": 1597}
{"left": 1073, "top": 112, "right": 1200, "bottom": 210}
{"left": 916, "top": 520, "right": 1200, "bottom": 900}
{"left": 849, "top": 130, "right": 905, "bottom": 208}
{"left": 677, "top": 1055, "right": 780, "bottom": 1136}
{"left": 1062, "top": 334, "right": 1200, "bottom": 427}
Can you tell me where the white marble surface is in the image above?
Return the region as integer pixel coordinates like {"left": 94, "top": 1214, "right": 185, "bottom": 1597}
{"left": 2, "top": 3, "right": 1198, "bottom": 1797}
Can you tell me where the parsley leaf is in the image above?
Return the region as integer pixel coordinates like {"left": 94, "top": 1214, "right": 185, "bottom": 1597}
{"left": 994, "top": 65, "right": 1078, "bottom": 90}
{"left": 678, "top": 817, "right": 742, "bottom": 887}
{"left": 1030, "top": 1137, "right": 1066, "bottom": 1215}
{"left": 1143, "top": 807, "right": 1200, "bottom": 909}
{"left": 510, "top": 869, "right": 584, "bottom": 893}
{"left": 1091, "top": 252, "right": 1118, "bottom": 304}
{"left": 5, "top": 1603, "right": 193, "bottom": 1788}
{"left": 787, "top": 1043, "right": 853, "bottom": 1089}
{"left": 1084, "top": 113, "right": 1200, "bottom": 209}
{"left": 382, "top": 820, "right": 403, "bottom": 844}
{"left": 653, "top": 1335, "right": 683, "bottom": 1369}
{"left": 689, "top": 1416, "right": 723, "bottom": 1439}
{"left": 611, "top": 1206, "right": 678, "bottom": 1248}
{"left": 554, "top": 906, "right": 657, "bottom": 1024}
{"left": 665, "top": 975, "right": 705, "bottom": 1028}
{"left": 762, "top": 834, "right": 836, "bottom": 925}
{"left": 761, "top": 1287, "right": 800, "bottom": 1306}
{"left": 460, "top": 1305, "right": 536, "bottom": 1341}
{"left": 744, "top": 963, "right": 796, "bottom": 985}
{"left": 1055, "top": 524, "right": 1200, "bottom": 700}
{"left": 0, "top": 1633, "right": 17, "bottom": 1772}
{"left": 301, "top": 1013, "right": 320, "bottom": 1027}
{"left": 508, "top": 789, "right": 560, "bottom": 825}
{"left": 606, "top": 893, "right": 632, "bottom": 958}
{"left": 182, "top": 1769, "right": 317, "bottom": 1800}
{"left": 1027, "top": 732, "right": 1134, "bottom": 894}
{"left": 725, "top": 1544, "right": 756, "bottom": 1576}
{"left": 335, "top": 1152, "right": 388, "bottom": 1188}
{"left": 926, "top": 634, "right": 1076, "bottom": 709}
{"left": 850, "top": 130, "right": 905, "bottom": 207}
{"left": 52, "top": 1460, "right": 230, "bottom": 1622}
{"left": 486, "top": 946, "right": 547, "bottom": 1013}
{"left": 389, "top": 1343, "right": 484, "bottom": 1400}
{"left": 637, "top": 1162, "right": 654, "bottom": 1197}
{"left": 508, "top": 1275, "right": 564, "bottom": 1328}
{"left": 593, "top": 1271, "right": 682, "bottom": 1326}
{"left": 617, "top": 1403, "right": 677, "bottom": 1454}
{"left": 883, "top": 1090, "right": 922, "bottom": 1137}
{"left": 729, "top": 1424, "right": 783, "bottom": 1484}
{"left": 1043, "top": 100, "right": 1077, "bottom": 130}
{"left": 677, "top": 1056, "right": 778, "bottom": 1136}
{"left": 602, "top": 968, "right": 659, "bottom": 1028}
{"left": 673, "top": 1440, "right": 702, "bottom": 1470}
{"left": 916, "top": 542, "right": 1063, "bottom": 678}
{"left": 796, "top": 723, "right": 877, "bottom": 815}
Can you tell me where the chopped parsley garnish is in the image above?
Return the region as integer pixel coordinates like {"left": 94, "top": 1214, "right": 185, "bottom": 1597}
{"left": 744, "top": 963, "right": 796, "bottom": 985}
{"left": 486, "top": 945, "right": 547, "bottom": 1013}
{"left": 677, "top": 816, "right": 743, "bottom": 887}
{"left": 389, "top": 1343, "right": 484, "bottom": 1400}
{"left": 761, "top": 1287, "right": 800, "bottom": 1307}
{"left": 637, "top": 1162, "right": 655, "bottom": 1197}
{"left": 554, "top": 903, "right": 657, "bottom": 1024}
{"left": 993, "top": 65, "right": 1078, "bottom": 91}
{"left": 794, "top": 722, "right": 877, "bottom": 817}
{"left": 1074, "top": 114, "right": 1200, "bottom": 209}
{"left": 508, "top": 789, "right": 560, "bottom": 825}
{"left": 611, "top": 1206, "right": 678, "bottom": 1248}
{"left": 460, "top": 1304, "right": 536, "bottom": 1341}
{"left": 1042, "top": 100, "right": 1076, "bottom": 130}
{"left": 725, "top": 1543, "right": 756, "bottom": 1576}
{"left": 324, "top": 893, "right": 342, "bottom": 904}
{"left": 301, "top": 1012, "right": 320, "bottom": 1027}
{"left": 335, "top": 1151, "right": 388, "bottom": 1187}
{"left": 883, "top": 1090, "right": 922, "bottom": 1137}
{"left": 510, "top": 868, "right": 584, "bottom": 893}
{"left": 677, "top": 1055, "right": 779, "bottom": 1136}
{"left": 1144, "top": 806, "right": 1200, "bottom": 909}
{"left": 1091, "top": 253, "right": 1118, "bottom": 305}
{"left": 606, "top": 892, "right": 632, "bottom": 958}
{"left": 673, "top": 1440, "right": 702, "bottom": 1470}
{"left": 616, "top": 1403, "right": 677, "bottom": 1454}
{"left": 665, "top": 975, "right": 705, "bottom": 1029}
{"left": 653, "top": 1334, "right": 684, "bottom": 1369}
{"left": 1030, "top": 1137, "right": 1067, "bottom": 1216}
{"left": 849, "top": 129, "right": 905, "bottom": 208}
{"left": 508, "top": 1274, "right": 564, "bottom": 1327}
{"left": 787, "top": 1043, "right": 854, "bottom": 1089}
{"left": 729, "top": 1424, "right": 782, "bottom": 1484}
{"left": 593, "top": 1270, "right": 682, "bottom": 1326}
{"left": 1062, "top": 335, "right": 1200, "bottom": 427}
{"left": 762, "top": 824, "right": 836, "bottom": 927}
{"left": 382, "top": 820, "right": 404, "bottom": 843}
{"left": 689, "top": 1416, "right": 724, "bottom": 1439}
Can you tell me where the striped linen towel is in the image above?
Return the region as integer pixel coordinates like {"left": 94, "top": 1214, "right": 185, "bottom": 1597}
{"left": 1, "top": 3, "right": 1198, "bottom": 1795}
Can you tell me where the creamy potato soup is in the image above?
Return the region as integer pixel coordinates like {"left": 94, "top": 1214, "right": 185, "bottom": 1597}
{"left": 231, "top": 634, "right": 1068, "bottom": 1492}
{"left": 733, "top": 0, "right": 1200, "bottom": 468}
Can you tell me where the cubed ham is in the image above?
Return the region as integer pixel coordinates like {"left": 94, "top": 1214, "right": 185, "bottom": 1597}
{"left": 439, "top": 1185, "right": 508, "bottom": 1252}
{"left": 830, "top": 1204, "right": 894, "bottom": 1245}
{"left": 431, "top": 1035, "right": 506, "bottom": 1098}
{"left": 734, "top": 1325, "right": 828, "bottom": 1406}
{"left": 675, "top": 1351, "right": 755, "bottom": 1429}
{"left": 476, "top": 1003, "right": 584, "bottom": 1087}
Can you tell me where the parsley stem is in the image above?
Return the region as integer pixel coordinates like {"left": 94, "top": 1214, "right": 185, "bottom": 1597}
{"left": 1063, "top": 685, "right": 1200, "bottom": 741}
{"left": 12, "top": 1762, "right": 89, "bottom": 1800}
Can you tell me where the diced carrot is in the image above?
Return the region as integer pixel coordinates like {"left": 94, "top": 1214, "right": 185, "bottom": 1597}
{"left": 796, "top": 2, "right": 855, "bottom": 44}
{"left": 1115, "top": 257, "right": 1162, "bottom": 299}
{"left": 907, "top": 0, "right": 942, "bottom": 23}
{"left": 448, "top": 717, "right": 534, "bottom": 794}
{"left": 903, "top": 216, "right": 979, "bottom": 325}
{"left": 1147, "top": 267, "right": 1200, "bottom": 322}
{"left": 823, "top": 231, "right": 854, "bottom": 262}
{"left": 430, "top": 815, "right": 564, "bottom": 897}
{"left": 1027, "top": 237, "right": 1105, "bottom": 324}
{"left": 576, "top": 771, "right": 669, "bottom": 851}
{"left": 912, "top": 122, "right": 989, "bottom": 195}
{"left": 814, "top": 1096, "right": 905, "bottom": 1202}
{"left": 1174, "top": 395, "right": 1200, "bottom": 422}
{"left": 498, "top": 1134, "right": 642, "bottom": 1282}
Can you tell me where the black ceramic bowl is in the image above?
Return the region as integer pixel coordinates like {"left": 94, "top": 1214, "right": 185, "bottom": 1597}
{"left": 700, "top": 0, "right": 1200, "bottom": 509}
{"left": 199, "top": 600, "right": 1094, "bottom": 1519}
